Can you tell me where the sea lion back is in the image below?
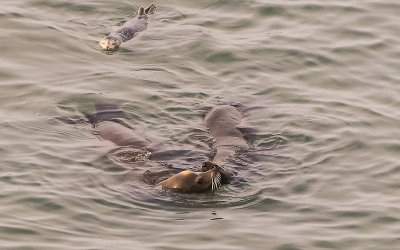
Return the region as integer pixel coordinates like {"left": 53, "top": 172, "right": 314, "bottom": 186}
{"left": 203, "top": 105, "right": 243, "bottom": 138}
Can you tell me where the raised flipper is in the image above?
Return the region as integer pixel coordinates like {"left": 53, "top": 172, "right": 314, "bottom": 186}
{"left": 137, "top": 6, "right": 145, "bottom": 18}
{"left": 144, "top": 3, "right": 156, "bottom": 15}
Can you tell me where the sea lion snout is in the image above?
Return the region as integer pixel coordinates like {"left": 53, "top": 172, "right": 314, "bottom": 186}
{"left": 200, "top": 161, "right": 219, "bottom": 172}
{"left": 158, "top": 168, "right": 222, "bottom": 193}
{"left": 200, "top": 161, "right": 232, "bottom": 184}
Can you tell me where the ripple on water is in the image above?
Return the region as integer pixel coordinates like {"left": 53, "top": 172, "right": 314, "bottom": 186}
{"left": 28, "top": 0, "right": 97, "bottom": 13}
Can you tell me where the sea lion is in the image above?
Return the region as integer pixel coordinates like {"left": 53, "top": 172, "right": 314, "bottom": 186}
{"left": 86, "top": 102, "right": 224, "bottom": 193}
{"left": 158, "top": 105, "right": 251, "bottom": 192}
{"left": 99, "top": 3, "right": 156, "bottom": 51}
{"left": 203, "top": 105, "right": 249, "bottom": 165}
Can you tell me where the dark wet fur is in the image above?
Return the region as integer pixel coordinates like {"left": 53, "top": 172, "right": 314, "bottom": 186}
{"left": 106, "top": 3, "right": 156, "bottom": 42}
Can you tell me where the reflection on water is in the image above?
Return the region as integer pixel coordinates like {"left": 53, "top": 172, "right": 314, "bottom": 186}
{"left": 1, "top": 0, "right": 400, "bottom": 249}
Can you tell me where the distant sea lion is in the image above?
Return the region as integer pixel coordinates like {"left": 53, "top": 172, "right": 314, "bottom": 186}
{"left": 99, "top": 3, "right": 156, "bottom": 51}
{"left": 203, "top": 105, "right": 249, "bottom": 165}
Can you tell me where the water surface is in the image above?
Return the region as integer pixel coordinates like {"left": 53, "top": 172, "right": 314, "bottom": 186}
{"left": 1, "top": 0, "right": 400, "bottom": 249}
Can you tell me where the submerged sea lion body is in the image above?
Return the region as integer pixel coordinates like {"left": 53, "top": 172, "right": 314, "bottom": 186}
{"left": 99, "top": 4, "right": 156, "bottom": 50}
{"left": 203, "top": 105, "right": 248, "bottom": 165}
{"left": 87, "top": 103, "right": 152, "bottom": 148}
{"left": 96, "top": 121, "right": 150, "bottom": 147}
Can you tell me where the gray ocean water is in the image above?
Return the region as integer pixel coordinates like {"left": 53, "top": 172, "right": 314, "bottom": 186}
{"left": 1, "top": 0, "right": 400, "bottom": 249}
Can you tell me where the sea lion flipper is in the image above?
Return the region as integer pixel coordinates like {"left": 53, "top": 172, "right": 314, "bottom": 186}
{"left": 145, "top": 4, "right": 156, "bottom": 15}
{"left": 137, "top": 6, "right": 145, "bottom": 17}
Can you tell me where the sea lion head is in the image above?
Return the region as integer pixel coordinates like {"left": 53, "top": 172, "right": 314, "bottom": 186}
{"left": 99, "top": 36, "right": 121, "bottom": 51}
{"left": 159, "top": 166, "right": 223, "bottom": 193}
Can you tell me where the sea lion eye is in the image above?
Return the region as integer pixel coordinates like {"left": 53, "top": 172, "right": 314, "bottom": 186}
{"left": 196, "top": 177, "right": 204, "bottom": 185}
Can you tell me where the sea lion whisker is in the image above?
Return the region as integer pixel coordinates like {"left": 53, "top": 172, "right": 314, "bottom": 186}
{"left": 215, "top": 173, "right": 221, "bottom": 183}
{"left": 211, "top": 172, "right": 222, "bottom": 191}
{"left": 216, "top": 173, "right": 222, "bottom": 188}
